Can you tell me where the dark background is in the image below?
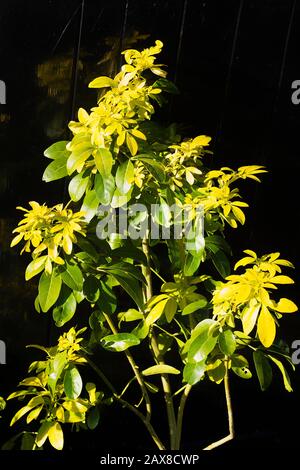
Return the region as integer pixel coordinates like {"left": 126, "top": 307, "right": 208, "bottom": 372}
{"left": 0, "top": 0, "right": 300, "bottom": 452}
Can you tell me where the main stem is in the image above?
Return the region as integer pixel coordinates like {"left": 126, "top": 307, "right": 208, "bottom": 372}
{"left": 141, "top": 237, "right": 178, "bottom": 450}
{"left": 203, "top": 365, "right": 235, "bottom": 450}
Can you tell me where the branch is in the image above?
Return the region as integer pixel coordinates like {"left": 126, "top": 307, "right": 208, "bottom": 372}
{"left": 102, "top": 312, "right": 152, "bottom": 421}
{"left": 203, "top": 366, "right": 235, "bottom": 450}
{"left": 175, "top": 384, "right": 192, "bottom": 449}
{"left": 86, "top": 356, "right": 165, "bottom": 450}
{"left": 142, "top": 236, "right": 178, "bottom": 450}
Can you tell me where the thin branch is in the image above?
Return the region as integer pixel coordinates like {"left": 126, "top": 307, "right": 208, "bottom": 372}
{"left": 175, "top": 384, "right": 192, "bottom": 450}
{"left": 203, "top": 366, "right": 235, "bottom": 450}
{"left": 102, "top": 312, "right": 152, "bottom": 421}
{"left": 86, "top": 357, "right": 165, "bottom": 450}
{"left": 141, "top": 236, "right": 178, "bottom": 450}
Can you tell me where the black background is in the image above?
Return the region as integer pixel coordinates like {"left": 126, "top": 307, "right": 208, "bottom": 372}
{"left": 0, "top": 0, "right": 300, "bottom": 453}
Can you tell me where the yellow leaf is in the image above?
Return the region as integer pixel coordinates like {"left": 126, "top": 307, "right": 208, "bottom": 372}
{"left": 257, "top": 306, "right": 276, "bottom": 348}
{"left": 275, "top": 298, "right": 298, "bottom": 313}
{"left": 126, "top": 133, "right": 138, "bottom": 156}
{"left": 48, "top": 422, "right": 64, "bottom": 451}
{"left": 193, "top": 135, "right": 211, "bottom": 147}
{"left": 242, "top": 303, "right": 261, "bottom": 335}
{"left": 271, "top": 275, "right": 294, "bottom": 285}
{"left": 146, "top": 298, "right": 169, "bottom": 326}
{"left": 88, "top": 76, "right": 115, "bottom": 88}
{"left": 131, "top": 129, "right": 146, "bottom": 140}
{"left": 78, "top": 108, "right": 89, "bottom": 123}
{"left": 235, "top": 284, "right": 252, "bottom": 304}
{"left": 231, "top": 206, "right": 245, "bottom": 224}
{"left": 26, "top": 404, "right": 43, "bottom": 424}
{"left": 234, "top": 256, "right": 255, "bottom": 270}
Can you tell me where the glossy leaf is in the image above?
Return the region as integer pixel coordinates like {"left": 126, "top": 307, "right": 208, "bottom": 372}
{"left": 38, "top": 270, "right": 62, "bottom": 313}
{"left": 116, "top": 160, "right": 134, "bottom": 194}
{"left": 101, "top": 333, "right": 140, "bottom": 352}
{"left": 25, "top": 256, "right": 47, "bottom": 280}
{"left": 44, "top": 141, "right": 69, "bottom": 159}
{"left": 183, "top": 361, "right": 206, "bottom": 385}
{"left": 95, "top": 173, "right": 115, "bottom": 205}
{"left": 219, "top": 330, "right": 236, "bottom": 356}
{"left": 61, "top": 262, "right": 83, "bottom": 291}
{"left": 257, "top": 306, "right": 276, "bottom": 348}
{"left": 48, "top": 422, "right": 64, "bottom": 451}
{"left": 68, "top": 172, "right": 89, "bottom": 202}
{"left": 94, "top": 148, "right": 113, "bottom": 177}
{"left": 142, "top": 365, "right": 180, "bottom": 376}
{"left": 64, "top": 366, "right": 83, "bottom": 399}
{"left": 43, "top": 156, "right": 68, "bottom": 182}
{"left": 81, "top": 190, "right": 100, "bottom": 222}
{"left": 182, "top": 297, "right": 207, "bottom": 315}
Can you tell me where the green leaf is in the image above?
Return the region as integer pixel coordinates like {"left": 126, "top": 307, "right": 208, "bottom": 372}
{"left": 253, "top": 350, "right": 273, "bottom": 391}
{"left": 48, "top": 422, "right": 64, "bottom": 451}
{"left": 165, "top": 297, "right": 178, "bottom": 323}
{"left": 44, "top": 141, "right": 69, "bottom": 159}
{"left": 182, "top": 319, "right": 217, "bottom": 356}
{"left": 210, "top": 250, "right": 231, "bottom": 278}
{"left": 68, "top": 172, "right": 89, "bottom": 202}
{"left": 36, "top": 421, "right": 52, "bottom": 447}
{"left": 182, "top": 297, "right": 207, "bottom": 315}
{"left": 184, "top": 253, "right": 201, "bottom": 277}
{"left": 153, "top": 78, "right": 179, "bottom": 94}
{"left": 109, "top": 270, "right": 144, "bottom": 310}
{"left": 53, "top": 292, "right": 77, "bottom": 327}
{"left": 42, "top": 156, "right": 68, "bottom": 182}
{"left": 87, "top": 407, "right": 100, "bottom": 430}
{"left": 142, "top": 365, "right": 180, "bottom": 376}
{"left": 188, "top": 327, "right": 218, "bottom": 363}
{"left": 153, "top": 198, "right": 172, "bottom": 227}
{"left": 183, "top": 361, "right": 206, "bottom": 385}
{"left": 232, "top": 366, "right": 252, "bottom": 379}
{"left": 268, "top": 355, "right": 293, "bottom": 392}
{"left": 135, "top": 156, "right": 166, "bottom": 183}
{"left": 25, "top": 256, "right": 47, "bottom": 280}
{"left": 38, "top": 270, "right": 62, "bottom": 313}
{"left": 101, "top": 333, "right": 140, "bottom": 352}
{"left": 118, "top": 308, "right": 144, "bottom": 325}
{"left": 64, "top": 366, "right": 83, "bottom": 399}
{"left": 205, "top": 235, "right": 231, "bottom": 255}
{"left": 67, "top": 150, "right": 91, "bottom": 175}
{"left": 95, "top": 173, "right": 115, "bottom": 205}
{"left": 83, "top": 276, "right": 100, "bottom": 303}
{"left": 97, "top": 281, "right": 117, "bottom": 315}
{"left": 21, "top": 432, "right": 36, "bottom": 450}
{"left": 219, "top": 330, "right": 236, "bottom": 356}
{"left": 81, "top": 189, "right": 100, "bottom": 222}
{"left": 48, "top": 351, "right": 68, "bottom": 396}
{"left": 131, "top": 321, "right": 149, "bottom": 340}
{"left": 94, "top": 148, "right": 113, "bottom": 177}
{"left": 116, "top": 160, "right": 135, "bottom": 194}
{"left": 61, "top": 262, "right": 83, "bottom": 291}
